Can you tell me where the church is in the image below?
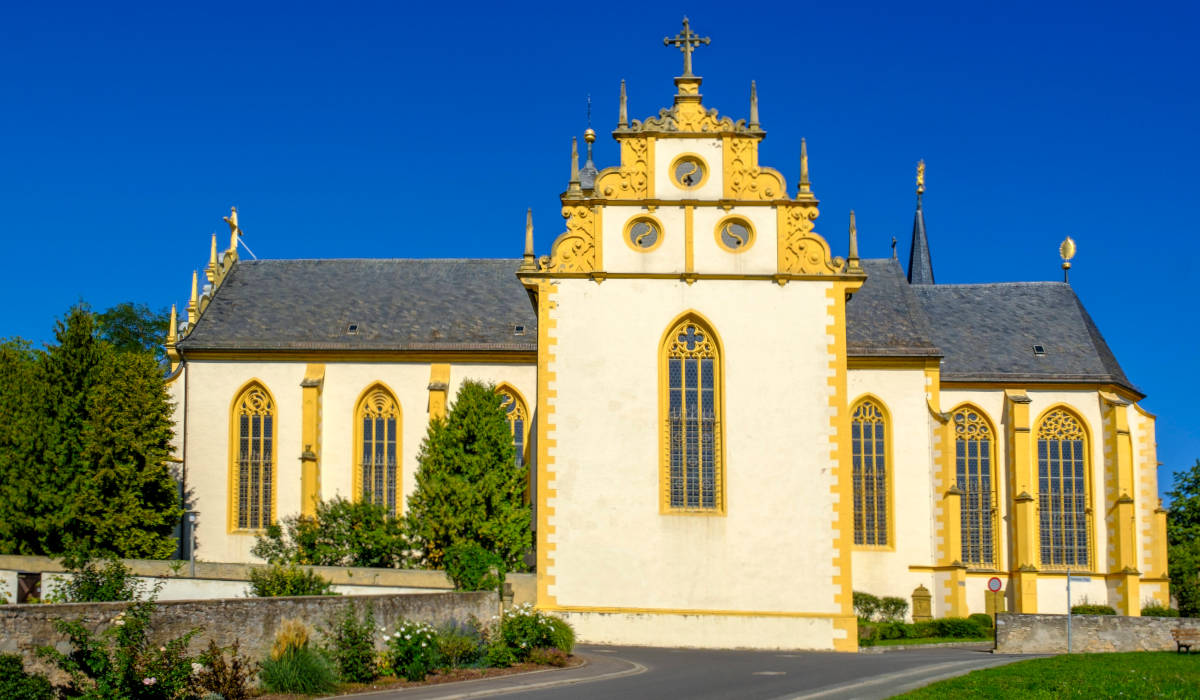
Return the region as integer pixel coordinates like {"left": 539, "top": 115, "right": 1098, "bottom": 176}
{"left": 164, "top": 20, "right": 1168, "bottom": 651}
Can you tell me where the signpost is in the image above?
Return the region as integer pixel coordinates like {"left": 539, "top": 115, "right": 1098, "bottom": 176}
{"left": 987, "top": 577, "right": 1003, "bottom": 649}
{"left": 1066, "top": 568, "right": 1092, "bottom": 653}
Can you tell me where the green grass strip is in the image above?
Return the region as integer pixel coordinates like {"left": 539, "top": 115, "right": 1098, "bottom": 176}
{"left": 897, "top": 652, "right": 1200, "bottom": 698}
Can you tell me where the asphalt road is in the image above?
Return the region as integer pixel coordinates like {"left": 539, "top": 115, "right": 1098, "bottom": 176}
{"left": 333, "top": 645, "right": 1040, "bottom": 700}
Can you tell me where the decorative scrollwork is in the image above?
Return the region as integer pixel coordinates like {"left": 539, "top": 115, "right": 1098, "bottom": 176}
{"left": 1038, "top": 409, "right": 1085, "bottom": 440}
{"left": 853, "top": 400, "right": 885, "bottom": 424}
{"left": 360, "top": 388, "right": 399, "bottom": 419}
{"left": 597, "top": 136, "right": 650, "bottom": 199}
{"left": 627, "top": 104, "right": 751, "bottom": 134}
{"left": 778, "top": 203, "right": 841, "bottom": 275}
{"left": 726, "top": 137, "right": 782, "bottom": 200}
{"left": 547, "top": 205, "right": 596, "bottom": 273}
{"left": 237, "top": 386, "right": 273, "bottom": 416}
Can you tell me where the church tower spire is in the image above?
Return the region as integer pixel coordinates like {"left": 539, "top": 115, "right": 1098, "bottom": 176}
{"left": 907, "top": 160, "right": 935, "bottom": 285}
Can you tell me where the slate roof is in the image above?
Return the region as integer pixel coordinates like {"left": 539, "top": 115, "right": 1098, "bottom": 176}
{"left": 911, "top": 281, "right": 1138, "bottom": 394}
{"left": 177, "top": 256, "right": 1138, "bottom": 395}
{"left": 907, "top": 204, "right": 935, "bottom": 285}
{"left": 846, "top": 259, "right": 940, "bottom": 357}
{"left": 177, "top": 259, "right": 537, "bottom": 352}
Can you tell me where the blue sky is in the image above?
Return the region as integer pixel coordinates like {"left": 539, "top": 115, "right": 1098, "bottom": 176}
{"left": 1, "top": 1, "right": 1197, "bottom": 497}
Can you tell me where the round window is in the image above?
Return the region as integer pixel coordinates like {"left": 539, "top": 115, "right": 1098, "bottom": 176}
{"left": 715, "top": 217, "right": 754, "bottom": 253}
{"left": 625, "top": 217, "right": 664, "bottom": 252}
{"left": 670, "top": 154, "right": 708, "bottom": 190}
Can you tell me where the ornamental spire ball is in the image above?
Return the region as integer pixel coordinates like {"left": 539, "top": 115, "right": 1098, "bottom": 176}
{"left": 1060, "top": 236, "right": 1077, "bottom": 283}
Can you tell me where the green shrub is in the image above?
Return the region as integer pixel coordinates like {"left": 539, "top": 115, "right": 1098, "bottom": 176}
{"left": 1141, "top": 604, "right": 1179, "bottom": 617}
{"left": 875, "top": 621, "right": 906, "bottom": 640}
{"left": 248, "top": 564, "right": 337, "bottom": 597}
{"left": 259, "top": 646, "right": 338, "bottom": 695}
{"left": 0, "top": 654, "right": 54, "bottom": 700}
{"left": 251, "top": 497, "right": 410, "bottom": 568}
{"left": 853, "top": 591, "right": 881, "bottom": 621}
{"left": 499, "top": 604, "right": 575, "bottom": 659}
{"left": 969, "top": 613, "right": 994, "bottom": 629}
{"left": 55, "top": 556, "right": 141, "bottom": 602}
{"left": 443, "top": 542, "right": 505, "bottom": 592}
{"left": 879, "top": 596, "right": 909, "bottom": 622}
{"left": 436, "top": 623, "right": 483, "bottom": 668}
{"left": 1071, "top": 604, "right": 1117, "bottom": 615}
{"left": 384, "top": 619, "right": 441, "bottom": 681}
{"left": 324, "top": 603, "right": 378, "bottom": 682}
{"left": 485, "top": 639, "right": 516, "bottom": 668}
{"left": 909, "top": 621, "right": 936, "bottom": 638}
{"left": 857, "top": 622, "right": 879, "bottom": 645}
{"left": 37, "top": 596, "right": 201, "bottom": 699}
{"left": 527, "top": 647, "right": 570, "bottom": 667}
{"left": 931, "top": 617, "right": 985, "bottom": 638}
{"left": 195, "top": 639, "right": 256, "bottom": 700}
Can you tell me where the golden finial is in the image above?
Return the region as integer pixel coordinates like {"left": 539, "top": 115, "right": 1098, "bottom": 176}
{"left": 167, "top": 304, "right": 180, "bottom": 371}
{"left": 847, "top": 210, "right": 862, "bottom": 273}
{"left": 1060, "top": 235, "right": 1076, "bottom": 282}
{"left": 206, "top": 233, "right": 218, "bottom": 283}
{"left": 916, "top": 160, "right": 926, "bottom": 196}
{"left": 798, "top": 138, "right": 812, "bottom": 196}
{"left": 749, "top": 80, "right": 759, "bottom": 128}
{"left": 223, "top": 206, "right": 241, "bottom": 254}
{"left": 520, "top": 208, "right": 536, "bottom": 271}
{"left": 618, "top": 79, "right": 628, "bottom": 128}
{"left": 187, "top": 270, "right": 199, "bottom": 326}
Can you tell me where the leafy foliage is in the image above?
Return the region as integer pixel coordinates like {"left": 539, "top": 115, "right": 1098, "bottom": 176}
{"left": 930, "top": 617, "right": 987, "bottom": 637}
{"left": 383, "top": 619, "right": 441, "bottom": 681}
{"left": 1141, "top": 604, "right": 1179, "bottom": 617}
{"left": 194, "top": 639, "right": 256, "bottom": 700}
{"left": 860, "top": 617, "right": 989, "bottom": 646}
{"left": 251, "top": 497, "right": 409, "bottom": 568}
{"left": 969, "top": 612, "right": 994, "bottom": 629}
{"left": 498, "top": 604, "right": 575, "bottom": 660}
{"left": 436, "top": 622, "right": 483, "bottom": 669}
{"left": 1070, "top": 604, "right": 1117, "bottom": 615}
{"left": 54, "top": 557, "right": 141, "bottom": 602}
{"left": 1167, "top": 459, "right": 1200, "bottom": 616}
{"left": 37, "top": 596, "right": 201, "bottom": 699}
{"left": 853, "top": 591, "right": 881, "bottom": 621}
{"left": 248, "top": 564, "right": 337, "bottom": 597}
{"left": 94, "top": 302, "right": 170, "bottom": 364}
{"left": 443, "top": 542, "right": 505, "bottom": 592}
{"left": 324, "top": 603, "right": 379, "bottom": 683}
{"left": 878, "top": 596, "right": 909, "bottom": 622}
{"left": 258, "top": 648, "right": 337, "bottom": 695}
{"left": 405, "top": 380, "right": 531, "bottom": 570}
{"left": 0, "top": 304, "right": 181, "bottom": 560}
{"left": 0, "top": 654, "right": 54, "bottom": 700}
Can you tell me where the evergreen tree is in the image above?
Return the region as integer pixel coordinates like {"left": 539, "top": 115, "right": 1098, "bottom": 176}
{"left": 0, "top": 339, "right": 48, "bottom": 554}
{"left": 405, "top": 380, "right": 531, "bottom": 570}
{"left": 1167, "top": 459, "right": 1200, "bottom": 615}
{"left": 94, "top": 302, "right": 170, "bottom": 363}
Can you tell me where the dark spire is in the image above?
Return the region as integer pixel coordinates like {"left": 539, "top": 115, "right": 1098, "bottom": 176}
{"left": 907, "top": 159, "right": 935, "bottom": 285}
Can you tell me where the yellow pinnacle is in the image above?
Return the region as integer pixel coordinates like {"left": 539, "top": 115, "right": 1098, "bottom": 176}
{"left": 187, "top": 270, "right": 199, "bottom": 326}
{"left": 168, "top": 304, "right": 178, "bottom": 344}
{"left": 521, "top": 208, "right": 536, "bottom": 271}
{"left": 847, "top": 210, "right": 861, "bottom": 272}
{"left": 798, "top": 138, "right": 811, "bottom": 195}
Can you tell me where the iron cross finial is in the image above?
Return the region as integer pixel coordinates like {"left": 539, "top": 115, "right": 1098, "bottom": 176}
{"left": 664, "top": 16, "right": 711, "bottom": 77}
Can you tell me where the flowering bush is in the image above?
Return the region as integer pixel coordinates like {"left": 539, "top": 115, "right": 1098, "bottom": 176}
{"left": 383, "top": 619, "right": 441, "bottom": 681}
{"left": 497, "top": 604, "right": 575, "bottom": 661}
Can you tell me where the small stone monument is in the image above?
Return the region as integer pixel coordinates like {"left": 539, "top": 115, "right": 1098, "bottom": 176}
{"left": 912, "top": 584, "right": 933, "bottom": 622}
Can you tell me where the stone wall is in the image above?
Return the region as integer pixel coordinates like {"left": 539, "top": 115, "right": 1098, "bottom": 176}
{"left": 0, "top": 591, "right": 494, "bottom": 680}
{"left": 996, "top": 612, "right": 1200, "bottom": 654}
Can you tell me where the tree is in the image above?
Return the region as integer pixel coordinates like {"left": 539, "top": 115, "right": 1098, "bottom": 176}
{"left": 251, "top": 497, "right": 409, "bottom": 568}
{"left": 94, "top": 302, "right": 170, "bottom": 364}
{"left": 0, "top": 338, "right": 48, "bottom": 554}
{"left": 405, "top": 380, "right": 531, "bottom": 570}
{"left": 1167, "top": 459, "right": 1200, "bottom": 616}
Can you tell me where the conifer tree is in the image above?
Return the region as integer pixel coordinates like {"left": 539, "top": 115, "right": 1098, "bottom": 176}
{"left": 0, "top": 339, "right": 47, "bottom": 554}
{"left": 405, "top": 380, "right": 531, "bottom": 570}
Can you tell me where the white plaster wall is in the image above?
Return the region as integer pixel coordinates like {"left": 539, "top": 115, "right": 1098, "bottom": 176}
{"left": 38, "top": 573, "right": 428, "bottom": 601}
{"left": 181, "top": 360, "right": 535, "bottom": 564}
{"left": 1129, "top": 406, "right": 1158, "bottom": 576}
{"left": 654, "top": 138, "right": 723, "bottom": 201}
{"left": 1038, "top": 575, "right": 1108, "bottom": 612}
{"left": 602, "top": 205, "right": 687, "bottom": 274}
{"left": 545, "top": 277, "right": 840, "bottom": 614}
{"left": 0, "top": 570, "right": 16, "bottom": 603}
{"left": 847, "top": 369, "right": 936, "bottom": 604}
{"left": 692, "top": 206, "right": 778, "bottom": 276}
{"left": 563, "top": 611, "right": 836, "bottom": 650}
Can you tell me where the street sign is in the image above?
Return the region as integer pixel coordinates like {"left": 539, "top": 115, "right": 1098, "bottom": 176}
{"left": 1069, "top": 577, "right": 1091, "bottom": 583}
{"left": 987, "top": 577, "right": 1002, "bottom": 592}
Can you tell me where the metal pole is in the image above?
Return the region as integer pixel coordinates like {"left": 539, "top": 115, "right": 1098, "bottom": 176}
{"left": 1067, "top": 567, "right": 1072, "bottom": 654}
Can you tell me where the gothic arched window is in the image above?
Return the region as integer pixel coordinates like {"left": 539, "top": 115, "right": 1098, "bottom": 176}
{"left": 851, "top": 399, "right": 889, "bottom": 546}
{"left": 661, "top": 314, "right": 724, "bottom": 513}
{"left": 953, "top": 406, "right": 997, "bottom": 567}
{"left": 497, "top": 385, "right": 529, "bottom": 468}
{"left": 1038, "top": 408, "right": 1091, "bottom": 569}
{"left": 230, "top": 382, "right": 275, "bottom": 531}
{"left": 355, "top": 385, "right": 401, "bottom": 516}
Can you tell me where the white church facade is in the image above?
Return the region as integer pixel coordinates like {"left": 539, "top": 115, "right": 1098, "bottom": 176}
{"left": 165, "top": 22, "right": 1168, "bottom": 651}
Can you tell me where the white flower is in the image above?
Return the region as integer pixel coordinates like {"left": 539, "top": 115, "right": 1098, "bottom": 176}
{"left": 191, "top": 663, "right": 205, "bottom": 675}
{"left": 142, "top": 677, "right": 157, "bottom": 686}
{"left": 420, "top": 642, "right": 426, "bottom": 647}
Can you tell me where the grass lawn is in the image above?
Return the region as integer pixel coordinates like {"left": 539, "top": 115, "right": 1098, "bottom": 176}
{"left": 898, "top": 652, "right": 1200, "bottom": 698}
{"left": 869, "top": 636, "right": 992, "bottom": 647}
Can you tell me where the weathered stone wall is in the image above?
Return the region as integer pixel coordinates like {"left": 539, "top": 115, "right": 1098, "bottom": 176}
{"left": 0, "top": 591, "right": 494, "bottom": 680}
{"left": 996, "top": 612, "right": 1200, "bottom": 654}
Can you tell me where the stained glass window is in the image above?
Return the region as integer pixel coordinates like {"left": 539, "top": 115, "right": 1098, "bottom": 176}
{"left": 852, "top": 400, "right": 888, "bottom": 546}
{"left": 357, "top": 386, "right": 400, "bottom": 516}
{"left": 954, "top": 407, "right": 996, "bottom": 567}
{"left": 663, "top": 317, "right": 722, "bottom": 511}
{"left": 1038, "top": 409, "right": 1090, "bottom": 569}
{"left": 233, "top": 384, "right": 274, "bottom": 530}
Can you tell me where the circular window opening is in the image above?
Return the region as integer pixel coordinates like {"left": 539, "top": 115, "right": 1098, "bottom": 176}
{"left": 716, "top": 217, "right": 754, "bottom": 252}
{"left": 625, "top": 217, "right": 663, "bottom": 252}
{"left": 671, "top": 154, "right": 708, "bottom": 190}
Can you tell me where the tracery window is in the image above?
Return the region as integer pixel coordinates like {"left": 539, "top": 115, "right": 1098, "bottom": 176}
{"left": 356, "top": 386, "right": 400, "bottom": 516}
{"left": 953, "top": 407, "right": 996, "bottom": 567}
{"left": 1037, "top": 408, "right": 1091, "bottom": 569}
{"left": 231, "top": 383, "right": 274, "bottom": 530}
{"left": 851, "top": 399, "right": 888, "bottom": 546}
{"left": 497, "top": 386, "right": 528, "bottom": 468}
{"left": 662, "top": 316, "right": 723, "bottom": 512}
